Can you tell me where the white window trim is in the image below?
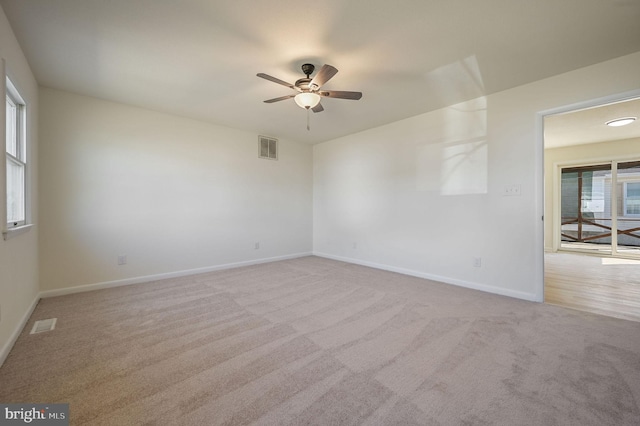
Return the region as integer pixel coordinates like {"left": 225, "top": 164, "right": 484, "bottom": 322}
{"left": 2, "top": 59, "right": 32, "bottom": 239}
{"left": 3, "top": 223, "right": 33, "bottom": 240}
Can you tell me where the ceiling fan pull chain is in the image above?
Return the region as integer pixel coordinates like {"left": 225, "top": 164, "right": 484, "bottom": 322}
{"left": 307, "top": 107, "right": 310, "bottom": 131}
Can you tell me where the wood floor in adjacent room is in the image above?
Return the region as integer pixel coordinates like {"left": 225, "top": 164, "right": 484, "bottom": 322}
{"left": 1, "top": 256, "right": 640, "bottom": 425}
{"left": 545, "top": 252, "right": 640, "bottom": 322}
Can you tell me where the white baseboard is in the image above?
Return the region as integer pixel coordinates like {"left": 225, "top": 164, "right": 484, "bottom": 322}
{"left": 0, "top": 294, "right": 39, "bottom": 368}
{"left": 40, "top": 252, "right": 313, "bottom": 298}
{"left": 313, "top": 251, "right": 538, "bottom": 302}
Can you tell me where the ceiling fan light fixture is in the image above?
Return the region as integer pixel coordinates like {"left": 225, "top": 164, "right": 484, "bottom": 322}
{"left": 294, "top": 92, "right": 321, "bottom": 109}
{"left": 605, "top": 117, "right": 637, "bottom": 127}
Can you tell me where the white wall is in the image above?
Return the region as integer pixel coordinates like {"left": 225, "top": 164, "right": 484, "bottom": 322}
{"left": 0, "top": 6, "right": 39, "bottom": 363}
{"left": 544, "top": 137, "right": 640, "bottom": 251}
{"left": 314, "top": 52, "right": 640, "bottom": 302}
{"left": 39, "top": 88, "right": 312, "bottom": 291}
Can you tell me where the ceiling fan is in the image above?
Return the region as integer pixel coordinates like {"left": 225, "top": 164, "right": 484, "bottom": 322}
{"left": 257, "top": 63, "right": 362, "bottom": 129}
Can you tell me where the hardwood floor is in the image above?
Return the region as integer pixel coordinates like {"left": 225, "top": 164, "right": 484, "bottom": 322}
{"left": 545, "top": 251, "right": 640, "bottom": 322}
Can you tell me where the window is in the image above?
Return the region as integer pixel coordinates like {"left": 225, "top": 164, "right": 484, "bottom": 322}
{"left": 624, "top": 181, "right": 640, "bottom": 217}
{"left": 560, "top": 164, "right": 612, "bottom": 251}
{"left": 558, "top": 160, "right": 640, "bottom": 256}
{"left": 6, "top": 77, "right": 26, "bottom": 228}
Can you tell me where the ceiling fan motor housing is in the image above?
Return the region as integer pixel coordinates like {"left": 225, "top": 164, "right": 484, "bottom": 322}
{"left": 295, "top": 78, "right": 312, "bottom": 91}
{"left": 296, "top": 64, "right": 316, "bottom": 91}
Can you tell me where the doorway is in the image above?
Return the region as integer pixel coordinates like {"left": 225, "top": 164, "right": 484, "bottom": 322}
{"left": 543, "top": 96, "right": 640, "bottom": 321}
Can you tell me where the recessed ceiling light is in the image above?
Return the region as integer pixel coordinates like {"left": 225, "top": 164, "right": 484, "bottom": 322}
{"left": 605, "top": 117, "right": 637, "bottom": 127}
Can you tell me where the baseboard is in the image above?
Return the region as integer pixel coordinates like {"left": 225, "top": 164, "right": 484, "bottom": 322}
{"left": 40, "top": 252, "right": 313, "bottom": 298}
{"left": 313, "top": 252, "right": 538, "bottom": 302}
{"left": 0, "top": 294, "right": 39, "bottom": 368}
{"left": 3, "top": 250, "right": 532, "bottom": 368}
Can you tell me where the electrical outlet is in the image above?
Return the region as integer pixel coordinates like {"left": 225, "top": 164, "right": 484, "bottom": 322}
{"left": 255, "top": 242, "right": 260, "bottom": 250}
{"left": 117, "top": 255, "right": 127, "bottom": 265}
{"left": 353, "top": 242, "right": 357, "bottom": 249}
{"left": 502, "top": 184, "right": 521, "bottom": 196}
{"left": 473, "top": 257, "right": 482, "bottom": 268}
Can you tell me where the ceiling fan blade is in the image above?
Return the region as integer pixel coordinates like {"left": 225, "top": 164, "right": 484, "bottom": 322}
{"left": 320, "top": 90, "right": 362, "bottom": 100}
{"left": 311, "top": 103, "right": 324, "bottom": 113}
{"left": 264, "top": 94, "right": 296, "bottom": 103}
{"left": 257, "top": 73, "right": 295, "bottom": 90}
{"left": 309, "top": 64, "right": 338, "bottom": 90}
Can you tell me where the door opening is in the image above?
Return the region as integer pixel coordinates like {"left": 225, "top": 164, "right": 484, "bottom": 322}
{"left": 542, "top": 94, "right": 640, "bottom": 321}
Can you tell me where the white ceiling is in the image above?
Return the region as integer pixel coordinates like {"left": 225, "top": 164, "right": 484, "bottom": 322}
{"left": 2, "top": 0, "right": 640, "bottom": 144}
{"left": 545, "top": 97, "right": 640, "bottom": 149}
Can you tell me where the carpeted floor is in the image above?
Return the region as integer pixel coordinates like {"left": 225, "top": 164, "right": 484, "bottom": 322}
{"left": 1, "top": 256, "right": 639, "bottom": 425}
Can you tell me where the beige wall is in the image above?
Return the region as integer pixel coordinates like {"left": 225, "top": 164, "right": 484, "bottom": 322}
{"left": 544, "top": 137, "right": 640, "bottom": 251}
{"left": 0, "top": 5, "right": 39, "bottom": 363}
{"left": 39, "top": 88, "right": 312, "bottom": 291}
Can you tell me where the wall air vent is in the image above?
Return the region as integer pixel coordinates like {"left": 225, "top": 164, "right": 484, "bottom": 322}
{"left": 30, "top": 318, "right": 57, "bottom": 334}
{"left": 259, "top": 136, "right": 278, "bottom": 160}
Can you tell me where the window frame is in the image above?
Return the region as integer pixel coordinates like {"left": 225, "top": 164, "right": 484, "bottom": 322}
{"left": 4, "top": 74, "right": 28, "bottom": 232}
{"left": 554, "top": 158, "right": 640, "bottom": 258}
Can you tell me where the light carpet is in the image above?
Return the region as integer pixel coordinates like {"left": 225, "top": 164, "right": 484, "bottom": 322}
{"left": 1, "top": 256, "right": 639, "bottom": 425}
